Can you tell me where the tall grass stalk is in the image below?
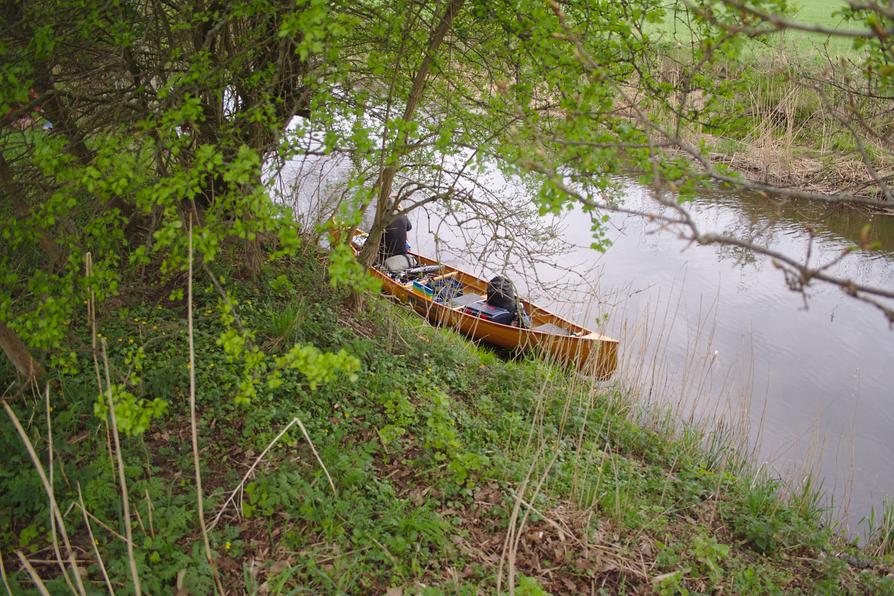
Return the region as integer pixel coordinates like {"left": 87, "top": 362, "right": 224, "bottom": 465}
{"left": 497, "top": 445, "right": 538, "bottom": 595}
{"left": 14, "top": 551, "right": 50, "bottom": 596}
{"left": 501, "top": 447, "right": 559, "bottom": 596}
{"left": 513, "top": 250, "right": 867, "bottom": 543}
{"left": 100, "top": 339, "right": 141, "bottom": 595}
{"left": 578, "top": 278, "right": 855, "bottom": 536}
{"left": 866, "top": 499, "right": 894, "bottom": 557}
{"left": 210, "top": 417, "right": 300, "bottom": 530}
{"left": 187, "top": 221, "right": 225, "bottom": 594}
{"left": 880, "top": 500, "right": 894, "bottom": 556}
{"left": 570, "top": 377, "right": 601, "bottom": 505}
{"left": 2, "top": 392, "right": 85, "bottom": 595}
{"left": 0, "top": 548, "right": 12, "bottom": 595}
{"left": 76, "top": 483, "right": 115, "bottom": 594}
{"left": 43, "top": 385, "right": 84, "bottom": 596}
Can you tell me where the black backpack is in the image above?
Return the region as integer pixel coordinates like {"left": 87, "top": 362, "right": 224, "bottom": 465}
{"left": 487, "top": 276, "right": 517, "bottom": 312}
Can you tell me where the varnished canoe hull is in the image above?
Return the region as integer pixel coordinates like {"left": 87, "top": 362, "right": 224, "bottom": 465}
{"left": 407, "top": 289, "right": 618, "bottom": 379}
{"left": 358, "top": 237, "right": 618, "bottom": 378}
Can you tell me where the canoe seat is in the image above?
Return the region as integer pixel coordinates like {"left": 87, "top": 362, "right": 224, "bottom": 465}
{"left": 449, "top": 293, "right": 485, "bottom": 308}
{"left": 532, "top": 322, "right": 572, "bottom": 336}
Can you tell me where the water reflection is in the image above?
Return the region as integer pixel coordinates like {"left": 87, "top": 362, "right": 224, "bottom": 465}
{"left": 707, "top": 191, "right": 894, "bottom": 256}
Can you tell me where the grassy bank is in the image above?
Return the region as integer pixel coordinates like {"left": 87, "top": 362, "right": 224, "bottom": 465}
{"left": 649, "top": 1, "right": 894, "bottom": 202}
{"left": 693, "top": 51, "right": 894, "bottom": 201}
{"left": 1, "top": 246, "right": 892, "bottom": 594}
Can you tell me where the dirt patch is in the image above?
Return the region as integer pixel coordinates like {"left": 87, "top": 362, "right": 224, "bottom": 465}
{"left": 712, "top": 148, "right": 890, "bottom": 198}
{"left": 700, "top": 134, "right": 894, "bottom": 211}
{"left": 449, "top": 484, "right": 655, "bottom": 593}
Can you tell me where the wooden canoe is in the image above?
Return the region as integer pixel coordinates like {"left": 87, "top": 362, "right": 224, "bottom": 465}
{"left": 352, "top": 231, "right": 619, "bottom": 379}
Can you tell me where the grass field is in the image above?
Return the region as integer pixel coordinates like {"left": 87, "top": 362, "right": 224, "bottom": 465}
{"left": 655, "top": 0, "right": 862, "bottom": 59}
{"left": 779, "top": 0, "right": 860, "bottom": 58}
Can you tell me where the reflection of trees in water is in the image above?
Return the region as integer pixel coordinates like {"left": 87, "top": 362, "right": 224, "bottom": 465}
{"left": 707, "top": 190, "right": 894, "bottom": 259}
{"left": 686, "top": 188, "right": 894, "bottom": 287}
{"left": 714, "top": 238, "right": 760, "bottom": 269}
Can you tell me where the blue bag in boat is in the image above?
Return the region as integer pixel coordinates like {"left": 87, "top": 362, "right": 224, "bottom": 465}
{"left": 431, "top": 278, "right": 464, "bottom": 303}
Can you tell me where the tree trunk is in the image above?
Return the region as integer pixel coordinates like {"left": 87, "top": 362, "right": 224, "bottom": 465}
{"left": 0, "top": 322, "right": 45, "bottom": 383}
{"left": 243, "top": 237, "right": 263, "bottom": 280}
{"left": 0, "top": 154, "right": 65, "bottom": 266}
{"left": 357, "top": 0, "right": 466, "bottom": 267}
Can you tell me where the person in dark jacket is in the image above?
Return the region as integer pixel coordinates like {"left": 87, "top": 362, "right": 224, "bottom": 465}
{"left": 380, "top": 213, "right": 412, "bottom": 260}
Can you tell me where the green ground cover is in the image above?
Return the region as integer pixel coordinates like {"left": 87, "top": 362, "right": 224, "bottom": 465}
{"left": 654, "top": 0, "right": 859, "bottom": 58}
{"left": 1, "top": 246, "right": 891, "bottom": 593}
{"left": 767, "top": 0, "right": 860, "bottom": 59}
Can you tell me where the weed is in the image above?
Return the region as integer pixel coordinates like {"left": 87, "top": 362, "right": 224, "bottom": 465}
{"left": 690, "top": 532, "right": 730, "bottom": 589}
{"left": 866, "top": 498, "right": 894, "bottom": 557}
{"left": 2, "top": 250, "right": 889, "bottom": 593}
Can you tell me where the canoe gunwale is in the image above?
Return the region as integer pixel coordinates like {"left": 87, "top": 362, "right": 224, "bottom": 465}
{"left": 351, "top": 231, "right": 618, "bottom": 377}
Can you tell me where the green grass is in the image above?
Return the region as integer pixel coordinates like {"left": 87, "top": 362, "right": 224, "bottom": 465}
{"left": 1, "top": 246, "right": 892, "bottom": 593}
{"left": 645, "top": 0, "right": 894, "bottom": 193}
{"left": 652, "top": 0, "right": 861, "bottom": 59}
{"left": 769, "top": 0, "right": 860, "bottom": 59}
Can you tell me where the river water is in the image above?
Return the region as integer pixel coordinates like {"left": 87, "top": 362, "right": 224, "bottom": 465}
{"left": 283, "top": 157, "right": 894, "bottom": 536}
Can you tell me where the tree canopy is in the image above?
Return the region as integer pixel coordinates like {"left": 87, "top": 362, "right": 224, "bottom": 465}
{"left": 3, "top": 0, "right": 894, "bottom": 383}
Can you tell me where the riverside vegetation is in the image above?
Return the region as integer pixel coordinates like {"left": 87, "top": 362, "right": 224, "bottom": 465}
{"left": 1, "top": 245, "right": 892, "bottom": 593}
{"left": 654, "top": 0, "right": 894, "bottom": 201}
{"left": 4, "top": 0, "right": 894, "bottom": 592}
